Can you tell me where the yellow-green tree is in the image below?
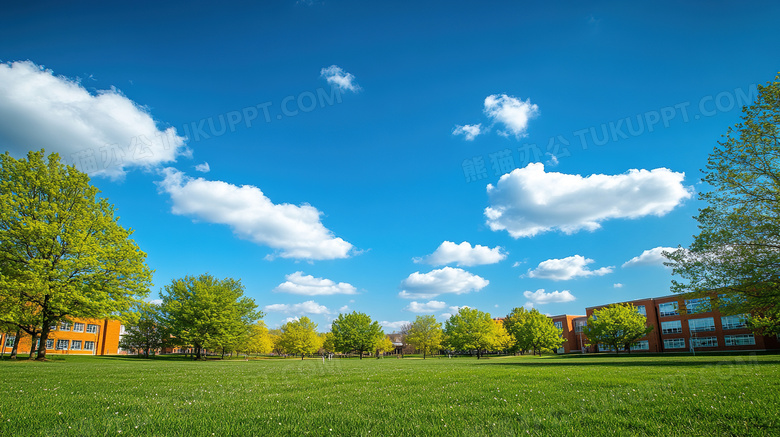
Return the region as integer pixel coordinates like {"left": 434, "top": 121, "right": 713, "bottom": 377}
{"left": 375, "top": 336, "right": 395, "bottom": 358}
{"left": 583, "top": 304, "right": 652, "bottom": 354}
{"left": 443, "top": 307, "right": 498, "bottom": 359}
{"left": 0, "top": 150, "right": 153, "bottom": 361}
{"left": 242, "top": 321, "right": 274, "bottom": 355}
{"left": 278, "top": 317, "right": 321, "bottom": 360}
{"left": 405, "top": 315, "right": 443, "bottom": 359}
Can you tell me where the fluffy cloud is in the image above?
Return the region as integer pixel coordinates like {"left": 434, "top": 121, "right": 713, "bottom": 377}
{"left": 452, "top": 124, "right": 482, "bottom": 141}
{"left": 381, "top": 320, "right": 410, "bottom": 331}
{"left": 404, "top": 300, "right": 448, "bottom": 313}
{"left": 399, "top": 267, "right": 489, "bottom": 299}
{"left": 613, "top": 283, "right": 624, "bottom": 288}
{"left": 483, "top": 94, "right": 539, "bottom": 138}
{"left": 194, "top": 162, "right": 210, "bottom": 173}
{"left": 622, "top": 246, "right": 678, "bottom": 268}
{"left": 274, "top": 271, "right": 357, "bottom": 296}
{"left": 0, "top": 60, "right": 187, "bottom": 179}
{"left": 523, "top": 289, "right": 576, "bottom": 304}
{"left": 485, "top": 163, "right": 693, "bottom": 238}
{"left": 264, "top": 300, "right": 331, "bottom": 315}
{"left": 320, "top": 65, "right": 360, "bottom": 92}
{"left": 528, "top": 255, "right": 613, "bottom": 281}
{"left": 415, "top": 241, "right": 506, "bottom": 267}
{"left": 157, "top": 168, "right": 353, "bottom": 260}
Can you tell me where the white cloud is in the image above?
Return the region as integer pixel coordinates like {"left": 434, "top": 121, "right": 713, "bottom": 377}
{"left": 381, "top": 320, "right": 410, "bottom": 331}
{"left": 523, "top": 289, "right": 576, "bottom": 305}
{"left": 282, "top": 316, "right": 300, "bottom": 324}
{"left": 452, "top": 124, "right": 482, "bottom": 141}
{"left": 338, "top": 305, "right": 350, "bottom": 313}
{"left": 415, "top": 241, "right": 506, "bottom": 267}
{"left": 399, "top": 267, "right": 488, "bottom": 299}
{"left": 264, "top": 300, "right": 331, "bottom": 315}
{"left": 157, "top": 168, "right": 353, "bottom": 260}
{"left": 320, "top": 65, "right": 360, "bottom": 92}
{"left": 274, "top": 271, "right": 358, "bottom": 296}
{"left": 147, "top": 299, "right": 163, "bottom": 306}
{"left": 528, "top": 255, "right": 613, "bottom": 281}
{"left": 0, "top": 60, "right": 187, "bottom": 179}
{"left": 622, "top": 246, "right": 678, "bottom": 268}
{"left": 194, "top": 162, "right": 210, "bottom": 173}
{"left": 404, "top": 300, "right": 448, "bottom": 313}
{"left": 613, "top": 283, "right": 624, "bottom": 288}
{"left": 483, "top": 94, "right": 539, "bottom": 138}
{"left": 485, "top": 163, "right": 693, "bottom": 238}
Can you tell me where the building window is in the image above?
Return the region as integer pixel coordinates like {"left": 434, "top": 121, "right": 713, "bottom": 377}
{"left": 658, "top": 302, "right": 679, "bottom": 317}
{"left": 119, "top": 325, "right": 126, "bottom": 335}
{"left": 73, "top": 323, "right": 85, "bottom": 333}
{"left": 60, "top": 322, "right": 71, "bottom": 331}
{"left": 633, "top": 340, "right": 649, "bottom": 351}
{"left": 598, "top": 344, "right": 615, "bottom": 351}
{"left": 86, "top": 324, "right": 98, "bottom": 334}
{"left": 56, "top": 339, "right": 69, "bottom": 350}
{"left": 661, "top": 320, "right": 683, "bottom": 334}
{"left": 721, "top": 314, "right": 747, "bottom": 330}
{"left": 84, "top": 341, "right": 95, "bottom": 351}
{"left": 554, "top": 321, "right": 563, "bottom": 330}
{"left": 636, "top": 305, "right": 646, "bottom": 316}
{"left": 4, "top": 336, "right": 15, "bottom": 347}
{"left": 688, "top": 317, "right": 716, "bottom": 333}
{"left": 691, "top": 336, "right": 718, "bottom": 348}
{"left": 684, "top": 297, "right": 709, "bottom": 314}
{"left": 724, "top": 334, "right": 755, "bottom": 346}
{"left": 664, "top": 338, "right": 686, "bottom": 349}
{"left": 46, "top": 339, "right": 54, "bottom": 349}
{"left": 70, "top": 340, "right": 82, "bottom": 350}
{"left": 49, "top": 324, "right": 57, "bottom": 331}
{"left": 574, "top": 321, "right": 586, "bottom": 333}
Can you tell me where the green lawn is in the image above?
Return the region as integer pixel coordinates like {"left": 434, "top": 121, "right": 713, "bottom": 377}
{"left": 1, "top": 353, "right": 778, "bottom": 436}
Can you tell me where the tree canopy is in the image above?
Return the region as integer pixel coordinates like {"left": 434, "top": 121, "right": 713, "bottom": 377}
{"left": 583, "top": 304, "right": 652, "bottom": 354}
{"left": 277, "top": 316, "right": 321, "bottom": 359}
{"left": 443, "top": 307, "right": 498, "bottom": 359}
{"left": 665, "top": 74, "right": 780, "bottom": 335}
{"left": 119, "top": 303, "right": 167, "bottom": 358}
{"left": 0, "top": 150, "right": 152, "bottom": 360}
{"left": 405, "top": 315, "right": 444, "bottom": 359}
{"left": 503, "top": 307, "right": 561, "bottom": 356}
{"left": 330, "top": 311, "right": 384, "bottom": 359}
{"left": 159, "top": 274, "right": 261, "bottom": 360}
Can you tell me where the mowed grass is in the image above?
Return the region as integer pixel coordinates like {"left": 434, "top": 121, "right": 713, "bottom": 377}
{"left": 1, "top": 353, "right": 778, "bottom": 436}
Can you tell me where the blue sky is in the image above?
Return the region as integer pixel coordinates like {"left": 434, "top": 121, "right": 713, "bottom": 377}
{"left": 1, "top": 1, "right": 779, "bottom": 331}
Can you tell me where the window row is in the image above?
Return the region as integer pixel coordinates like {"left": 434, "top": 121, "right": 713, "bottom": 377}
{"left": 49, "top": 322, "right": 99, "bottom": 333}
{"left": 663, "top": 335, "right": 756, "bottom": 349}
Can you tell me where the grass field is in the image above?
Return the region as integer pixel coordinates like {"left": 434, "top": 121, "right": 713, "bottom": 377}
{"left": 1, "top": 353, "right": 778, "bottom": 436}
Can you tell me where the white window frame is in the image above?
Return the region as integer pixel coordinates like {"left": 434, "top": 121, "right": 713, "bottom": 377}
{"left": 84, "top": 341, "right": 95, "bottom": 351}
{"left": 685, "top": 297, "right": 709, "bottom": 314}
{"left": 688, "top": 317, "right": 716, "bottom": 333}
{"left": 661, "top": 320, "right": 682, "bottom": 334}
{"left": 691, "top": 336, "right": 718, "bottom": 348}
{"left": 73, "top": 322, "right": 85, "bottom": 333}
{"left": 56, "top": 339, "right": 69, "bottom": 350}
{"left": 721, "top": 314, "right": 747, "bottom": 330}
{"left": 636, "top": 305, "right": 646, "bottom": 316}
{"left": 70, "top": 340, "right": 82, "bottom": 350}
{"left": 86, "top": 324, "right": 98, "bottom": 334}
{"left": 724, "top": 334, "right": 755, "bottom": 346}
{"left": 633, "top": 340, "right": 649, "bottom": 350}
{"left": 60, "top": 322, "right": 71, "bottom": 331}
{"left": 4, "top": 336, "right": 15, "bottom": 347}
{"left": 658, "top": 302, "right": 679, "bottom": 317}
{"left": 46, "top": 339, "right": 54, "bottom": 349}
{"left": 664, "top": 338, "right": 685, "bottom": 349}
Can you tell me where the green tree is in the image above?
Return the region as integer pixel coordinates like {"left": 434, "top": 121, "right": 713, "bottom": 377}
{"left": 319, "top": 332, "right": 335, "bottom": 354}
{"left": 278, "top": 317, "right": 321, "bottom": 360}
{"left": 405, "top": 315, "right": 443, "bottom": 359}
{"left": 119, "top": 303, "right": 167, "bottom": 358}
{"left": 375, "top": 336, "right": 395, "bottom": 358}
{"left": 503, "top": 307, "right": 562, "bottom": 356}
{"left": 443, "top": 307, "right": 497, "bottom": 359}
{"left": 242, "top": 321, "right": 274, "bottom": 355}
{"left": 582, "top": 304, "right": 652, "bottom": 354}
{"left": 491, "top": 319, "right": 516, "bottom": 353}
{"left": 0, "top": 150, "right": 152, "bottom": 361}
{"left": 665, "top": 74, "right": 780, "bottom": 335}
{"left": 159, "top": 274, "right": 261, "bottom": 360}
{"left": 330, "top": 311, "right": 384, "bottom": 359}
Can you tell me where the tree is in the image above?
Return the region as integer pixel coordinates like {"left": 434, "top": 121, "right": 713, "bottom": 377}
{"left": 405, "top": 315, "right": 443, "bottom": 359}
{"left": 503, "top": 307, "right": 532, "bottom": 354}
{"left": 491, "top": 319, "right": 515, "bottom": 353}
{"left": 582, "top": 304, "right": 652, "bottom": 354}
{"left": 443, "top": 307, "right": 497, "bottom": 359}
{"left": 277, "top": 317, "right": 321, "bottom": 360}
{"left": 0, "top": 150, "right": 153, "bottom": 361}
{"left": 319, "top": 332, "right": 335, "bottom": 354}
{"left": 375, "top": 336, "right": 395, "bottom": 358}
{"left": 119, "top": 303, "right": 167, "bottom": 358}
{"left": 503, "top": 307, "right": 561, "bottom": 356}
{"left": 242, "top": 321, "right": 274, "bottom": 355}
{"left": 665, "top": 74, "right": 780, "bottom": 335}
{"left": 159, "top": 274, "right": 261, "bottom": 360}
{"left": 330, "top": 311, "right": 384, "bottom": 359}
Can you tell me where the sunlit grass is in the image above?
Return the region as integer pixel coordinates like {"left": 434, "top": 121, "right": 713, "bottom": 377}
{"left": 1, "top": 353, "right": 778, "bottom": 436}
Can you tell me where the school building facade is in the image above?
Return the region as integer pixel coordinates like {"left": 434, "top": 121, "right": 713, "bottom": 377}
{"left": 1, "top": 318, "right": 124, "bottom": 357}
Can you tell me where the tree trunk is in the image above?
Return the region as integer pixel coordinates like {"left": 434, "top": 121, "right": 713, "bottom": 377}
{"left": 423, "top": 350, "right": 426, "bottom": 359}
{"left": 28, "top": 333, "right": 39, "bottom": 359}
{"left": 301, "top": 353, "right": 304, "bottom": 360}
{"left": 36, "top": 300, "right": 53, "bottom": 361}
{"left": 9, "top": 329, "right": 21, "bottom": 359}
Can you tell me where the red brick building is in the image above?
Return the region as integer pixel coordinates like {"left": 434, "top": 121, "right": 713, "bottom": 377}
{"left": 585, "top": 294, "right": 780, "bottom": 353}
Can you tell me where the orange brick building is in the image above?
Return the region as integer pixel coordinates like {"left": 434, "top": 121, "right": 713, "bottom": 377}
{"left": 1, "top": 318, "right": 123, "bottom": 357}
{"left": 585, "top": 294, "right": 780, "bottom": 353}
{"left": 548, "top": 314, "right": 587, "bottom": 353}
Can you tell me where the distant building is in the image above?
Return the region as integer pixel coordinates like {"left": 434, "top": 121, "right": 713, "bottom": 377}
{"left": 1, "top": 318, "right": 123, "bottom": 356}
